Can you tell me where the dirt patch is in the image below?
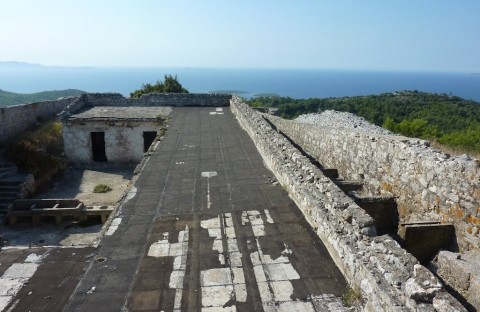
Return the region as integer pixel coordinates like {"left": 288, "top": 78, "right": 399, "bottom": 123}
{"left": 35, "top": 165, "right": 134, "bottom": 206}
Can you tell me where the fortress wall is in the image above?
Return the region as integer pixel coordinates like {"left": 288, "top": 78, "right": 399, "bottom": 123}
{"left": 230, "top": 96, "right": 464, "bottom": 311}
{"left": 58, "top": 93, "right": 232, "bottom": 119}
{"left": 0, "top": 97, "right": 76, "bottom": 143}
{"left": 266, "top": 115, "right": 480, "bottom": 253}
{"left": 84, "top": 93, "right": 232, "bottom": 107}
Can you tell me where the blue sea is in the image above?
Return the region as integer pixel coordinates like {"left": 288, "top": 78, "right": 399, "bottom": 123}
{"left": 0, "top": 67, "right": 479, "bottom": 101}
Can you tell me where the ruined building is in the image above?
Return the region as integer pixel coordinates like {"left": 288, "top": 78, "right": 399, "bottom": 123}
{"left": 0, "top": 93, "right": 478, "bottom": 311}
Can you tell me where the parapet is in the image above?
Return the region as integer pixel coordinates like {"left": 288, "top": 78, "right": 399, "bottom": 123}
{"left": 58, "top": 92, "right": 232, "bottom": 120}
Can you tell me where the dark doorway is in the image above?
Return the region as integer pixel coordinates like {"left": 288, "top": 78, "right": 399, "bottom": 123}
{"left": 143, "top": 131, "right": 157, "bottom": 152}
{"left": 91, "top": 132, "right": 107, "bottom": 162}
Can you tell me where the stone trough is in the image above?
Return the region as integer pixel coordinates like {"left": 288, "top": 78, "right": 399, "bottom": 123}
{"left": 7, "top": 199, "right": 113, "bottom": 225}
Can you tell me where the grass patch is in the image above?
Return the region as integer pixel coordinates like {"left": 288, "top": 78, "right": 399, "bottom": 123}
{"left": 93, "top": 184, "right": 112, "bottom": 193}
{"left": 342, "top": 286, "right": 362, "bottom": 307}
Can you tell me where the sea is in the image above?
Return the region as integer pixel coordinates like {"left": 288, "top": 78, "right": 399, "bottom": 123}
{"left": 0, "top": 67, "right": 479, "bottom": 101}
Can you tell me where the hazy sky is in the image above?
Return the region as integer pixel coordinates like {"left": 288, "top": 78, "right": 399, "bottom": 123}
{"left": 1, "top": 1, "right": 479, "bottom": 72}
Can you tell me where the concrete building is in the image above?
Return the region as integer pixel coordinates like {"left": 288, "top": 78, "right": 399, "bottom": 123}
{"left": 62, "top": 106, "right": 170, "bottom": 163}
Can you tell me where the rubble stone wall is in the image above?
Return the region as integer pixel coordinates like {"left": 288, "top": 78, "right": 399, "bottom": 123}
{"left": 230, "top": 96, "right": 465, "bottom": 311}
{"left": 265, "top": 115, "right": 480, "bottom": 253}
{"left": 0, "top": 97, "right": 76, "bottom": 143}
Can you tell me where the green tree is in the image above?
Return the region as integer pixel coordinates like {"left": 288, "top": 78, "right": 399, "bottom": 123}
{"left": 383, "top": 117, "right": 396, "bottom": 132}
{"left": 130, "top": 75, "right": 188, "bottom": 98}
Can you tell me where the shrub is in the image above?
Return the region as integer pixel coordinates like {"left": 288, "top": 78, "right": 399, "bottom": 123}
{"left": 93, "top": 184, "right": 112, "bottom": 193}
{"left": 7, "top": 121, "right": 67, "bottom": 179}
{"left": 130, "top": 74, "right": 188, "bottom": 98}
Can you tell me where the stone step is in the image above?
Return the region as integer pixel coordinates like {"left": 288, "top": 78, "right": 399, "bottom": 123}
{"left": 0, "top": 166, "right": 18, "bottom": 179}
{"left": 351, "top": 194, "right": 399, "bottom": 235}
{"left": 0, "top": 185, "right": 21, "bottom": 192}
{"left": 0, "top": 192, "right": 19, "bottom": 199}
{"left": 332, "top": 179, "right": 363, "bottom": 193}
{"left": 0, "top": 203, "right": 11, "bottom": 214}
{"left": 398, "top": 222, "right": 455, "bottom": 264}
{"left": 0, "top": 161, "right": 16, "bottom": 168}
{"left": 0, "top": 180, "right": 22, "bottom": 187}
{"left": 321, "top": 168, "right": 339, "bottom": 179}
{"left": 0, "top": 192, "right": 19, "bottom": 198}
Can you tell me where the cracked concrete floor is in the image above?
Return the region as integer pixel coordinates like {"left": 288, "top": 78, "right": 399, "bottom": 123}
{"left": 1, "top": 107, "right": 350, "bottom": 311}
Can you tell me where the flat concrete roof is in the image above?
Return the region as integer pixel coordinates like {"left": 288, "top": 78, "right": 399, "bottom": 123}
{"left": 67, "top": 106, "right": 171, "bottom": 121}
{"left": 1, "top": 107, "right": 348, "bottom": 311}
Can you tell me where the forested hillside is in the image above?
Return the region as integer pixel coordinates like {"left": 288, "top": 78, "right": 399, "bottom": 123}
{"left": 0, "top": 89, "right": 85, "bottom": 107}
{"left": 248, "top": 91, "right": 480, "bottom": 153}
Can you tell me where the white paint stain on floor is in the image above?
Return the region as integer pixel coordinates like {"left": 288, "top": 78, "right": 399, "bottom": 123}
{"left": 201, "top": 172, "right": 217, "bottom": 209}
{"left": 105, "top": 217, "right": 122, "bottom": 236}
{"left": 244, "top": 210, "right": 347, "bottom": 311}
{"left": 148, "top": 211, "right": 347, "bottom": 311}
{"left": 147, "top": 225, "right": 189, "bottom": 310}
{"left": 209, "top": 108, "right": 224, "bottom": 115}
{"left": 200, "top": 213, "right": 247, "bottom": 309}
{"left": 125, "top": 186, "right": 137, "bottom": 202}
{"left": 0, "top": 251, "right": 47, "bottom": 311}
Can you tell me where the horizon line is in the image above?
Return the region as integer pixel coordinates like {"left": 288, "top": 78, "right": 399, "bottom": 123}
{"left": 0, "top": 61, "right": 477, "bottom": 75}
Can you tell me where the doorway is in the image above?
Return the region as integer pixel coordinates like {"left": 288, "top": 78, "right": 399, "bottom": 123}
{"left": 91, "top": 132, "right": 107, "bottom": 162}
{"left": 143, "top": 131, "right": 157, "bottom": 152}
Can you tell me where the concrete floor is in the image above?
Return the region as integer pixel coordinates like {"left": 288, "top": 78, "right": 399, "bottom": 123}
{"left": 1, "top": 107, "right": 349, "bottom": 311}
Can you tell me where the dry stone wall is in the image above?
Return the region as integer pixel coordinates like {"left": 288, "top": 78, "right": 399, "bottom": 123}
{"left": 0, "top": 97, "right": 76, "bottom": 143}
{"left": 266, "top": 115, "right": 480, "bottom": 253}
{"left": 230, "top": 96, "right": 464, "bottom": 311}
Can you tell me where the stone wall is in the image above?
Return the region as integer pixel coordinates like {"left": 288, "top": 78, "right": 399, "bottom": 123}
{"left": 0, "top": 97, "right": 76, "bottom": 143}
{"left": 265, "top": 115, "right": 480, "bottom": 253}
{"left": 59, "top": 93, "right": 232, "bottom": 119}
{"left": 230, "top": 96, "right": 465, "bottom": 311}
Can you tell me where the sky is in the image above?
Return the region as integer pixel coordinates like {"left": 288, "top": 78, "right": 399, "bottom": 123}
{"left": 0, "top": 1, "right": 479, "bottom": 72}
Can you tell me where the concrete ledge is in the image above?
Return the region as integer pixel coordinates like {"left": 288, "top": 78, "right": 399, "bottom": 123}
{"left": 430, "top": 250, "right": 480, "bottom": 311}
{"left": 230, "top": 96, "right": 465, "bottom": 311}
{"left": 399, "top": 223, "right": 455, "bottom": 264}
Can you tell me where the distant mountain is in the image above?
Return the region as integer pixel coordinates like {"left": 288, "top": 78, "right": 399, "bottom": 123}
{"left": 0, "top": 89, "right": 86, "bottom": 107}
{"left": 0, "top": 61, "right": 94, "bottom": 70}
{"left": 0, "top": 61, "right": 47, "bottom": 70}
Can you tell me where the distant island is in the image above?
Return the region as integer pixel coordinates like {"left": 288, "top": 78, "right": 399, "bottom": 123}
{"left": 0, "top": 61, "right": 94, "bottom": 70}
{"left": 0, "top": 61, "right": 47, "bottom": 70}
{"left": 0, "top": 89, "right": 86, "bottom": 107}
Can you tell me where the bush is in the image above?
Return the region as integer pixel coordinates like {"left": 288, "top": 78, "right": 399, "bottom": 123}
{"left": 93, "top": 184, "right": 112, "bottom": 193}
{"left": 7, "top": 121, "right": 67, "bottom": 179}
{"left": 130, "top": 74, "right": 188, "bottom": 98}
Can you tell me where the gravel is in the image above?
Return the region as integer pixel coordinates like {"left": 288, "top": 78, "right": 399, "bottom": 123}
{"left": 295, "top": 110, "right": 394, "bottom": 135}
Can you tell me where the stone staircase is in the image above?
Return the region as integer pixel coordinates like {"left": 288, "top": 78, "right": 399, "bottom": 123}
{"left": 0, "top": 161, "right": 34, "bottom": 215}
{"left": 0, "top": 161, "right": 17, "bottom": 179}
